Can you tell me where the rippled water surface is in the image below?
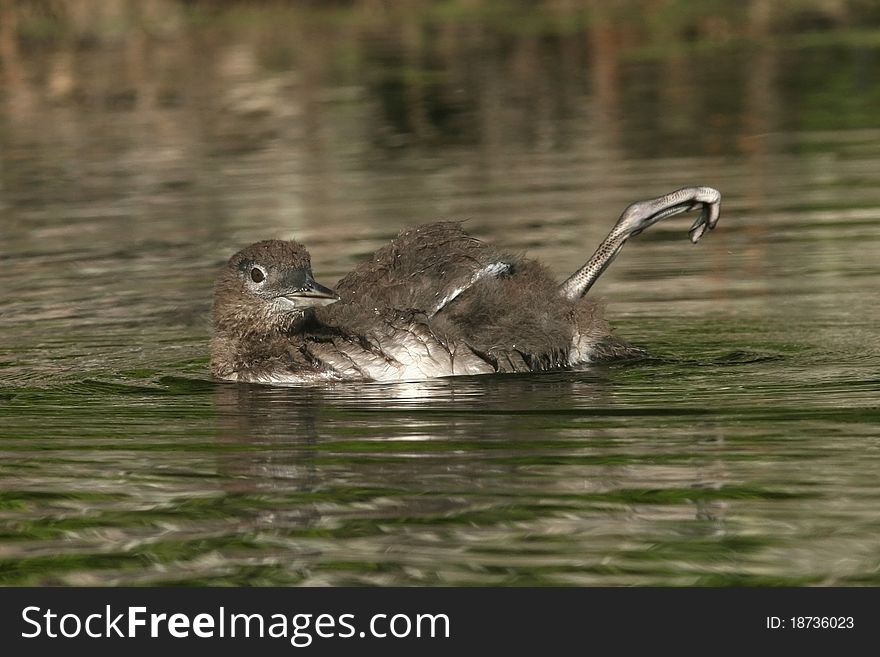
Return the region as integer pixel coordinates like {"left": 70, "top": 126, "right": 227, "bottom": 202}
{"left": 1, "top": 2, "right": 879, "bottom": 585}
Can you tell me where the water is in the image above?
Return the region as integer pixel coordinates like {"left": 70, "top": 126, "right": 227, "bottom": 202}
{"left": 1, "top": 1, "right": 879, "bottom": 585}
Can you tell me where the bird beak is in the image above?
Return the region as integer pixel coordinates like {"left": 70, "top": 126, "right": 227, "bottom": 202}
{"left": 281, "top": 276, "right": 340, "bottom": 308}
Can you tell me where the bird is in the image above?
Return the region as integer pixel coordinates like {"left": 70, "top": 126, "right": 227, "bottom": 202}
{"left": 211, "top": 186, "right": 721, "bottom": 384}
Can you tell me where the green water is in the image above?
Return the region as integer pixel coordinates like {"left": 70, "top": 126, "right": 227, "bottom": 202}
{"left": 1, "top": 1, "right": 879, "bottom": 586}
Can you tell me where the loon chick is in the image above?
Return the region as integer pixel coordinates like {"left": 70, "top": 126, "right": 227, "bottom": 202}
{"left": 211, "top": 186, "right": 721, "bottom": 384}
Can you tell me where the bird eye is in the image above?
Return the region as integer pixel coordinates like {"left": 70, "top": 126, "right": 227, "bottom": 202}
{"left": 250, "top": 267, "right": 265, "bottom": 283}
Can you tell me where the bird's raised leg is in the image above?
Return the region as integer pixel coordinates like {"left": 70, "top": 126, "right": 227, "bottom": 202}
{"left": 559, "top": 186, "right": 721, "bottom": 300}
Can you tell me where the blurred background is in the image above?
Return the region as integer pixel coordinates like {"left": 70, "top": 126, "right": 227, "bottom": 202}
{"left": 4, "top": 0, "right": 880, "bottom": 246}
{"left": 1, "top": 1, "right": 879, "bottom": 585}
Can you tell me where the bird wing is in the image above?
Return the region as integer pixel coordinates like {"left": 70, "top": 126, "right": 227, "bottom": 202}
{"left": 332, "top": 221, "right": 513, "bottom": 316}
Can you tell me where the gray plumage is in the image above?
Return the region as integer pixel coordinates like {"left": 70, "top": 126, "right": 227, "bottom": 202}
{"left": 212, "top": 223, "right": 617, "bottom": 383}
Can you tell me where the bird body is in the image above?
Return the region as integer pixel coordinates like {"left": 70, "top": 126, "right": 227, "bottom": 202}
{"left": 211, "top": 187, "right": 721, "bottom": 384}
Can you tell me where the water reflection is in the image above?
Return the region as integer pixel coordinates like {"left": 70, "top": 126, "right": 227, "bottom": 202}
{"left": 195, "top": 374, "right": 738, "bottom": 584}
